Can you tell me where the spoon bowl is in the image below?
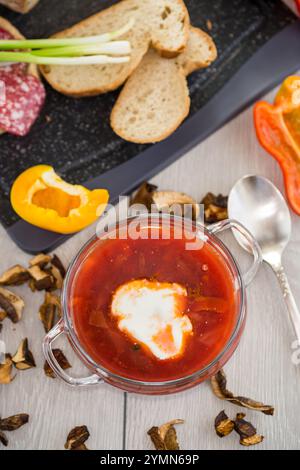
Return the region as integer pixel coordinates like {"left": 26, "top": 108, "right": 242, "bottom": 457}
{"left": 228, "top": 175, "right": 291, "bottom": 266}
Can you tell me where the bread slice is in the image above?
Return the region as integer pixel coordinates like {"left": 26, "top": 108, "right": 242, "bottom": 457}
{"left": 40, "top": 0, "right": 190, "bottom": 97}
{"left": 110, "top": 27, "right": 217, "bottom": 143}
{"left": 0, "top": 0, "right": 39, "bottom": 13}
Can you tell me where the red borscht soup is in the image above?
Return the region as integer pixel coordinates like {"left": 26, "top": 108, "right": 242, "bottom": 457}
{"left": 71, "top": 231, "right": 238, "bottom": 382}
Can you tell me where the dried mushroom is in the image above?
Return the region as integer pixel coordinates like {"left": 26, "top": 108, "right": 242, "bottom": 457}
{"left": 0, "top": 265, "right": 29, "bottom": 286}
{"left": 211, "top": 369, "right": 274, "bottom": 415}
{"left": 28, "top": 254, "right": 66, "bottom": 291}
{"left": 29, "top": 253, "right": 52, "bottom": 268}
{"left": 201, "top": 192, "right": 228, "bottom": 224}
{"left": 234, "top": 413, "right": 264, "bottom": 447}
{"left": 0, "top": 311, "right": 7, "bottom": 321}
{"left": 130, "top": 182, "right": 199, "bottom": 220}
{"left": 148, "top": 419, "right": 184, "bottom": 450}
{"left": 0, "top": 287, "right": 24, "bottom": 323}
{"left": 12, "top": 338, "right": 36, "bottom": 370}
{"left": 0, "top": 431, "right": 8, "bottom": 447}
{"left": 152, "top": 191, "right": 199, "bottom": 220}
{"left": 0, "top": 354, "right": 14, "bottom": 384}
{"left": 48, "top": 265, "right": 64, "bottom": 290}
{"left": 39, "top": 292, "right": 61, "bottom": 333}
{"left": 44, "top": 349, "right": 71, "bottom": 378}
{"left": 51, "top": 254, "right": 66, "bottom": 279}
{"left": 0, "top": 413, "right": 29, "bottom": 431}
{"left": 0, "top": 414, "right": 29, "bottom": 447}
{"left": 65, "top": 425, "right": 90, "bottom": 450}
{"left": 28, "top": 265, "right": 55, "bottom": 291}
{"left": 214, "top": 410, "right": 234, "bottom": 438}
{"left": 130, "top": 182, "right": 158, "bottom": 210}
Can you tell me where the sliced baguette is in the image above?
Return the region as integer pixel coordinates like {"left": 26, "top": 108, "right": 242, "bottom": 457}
{"left": 40, "top": 0, "right": 190, "bottom": 97}
{"left": 110, "top": 27, "right": 217, "bottom": 143}
{"left": 0, "top": 0, "right": 39, "bottom": 13}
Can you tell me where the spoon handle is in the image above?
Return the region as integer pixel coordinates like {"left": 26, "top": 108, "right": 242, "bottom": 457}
{"left": 273, "top": 265, "right": 300, "bottom": 345}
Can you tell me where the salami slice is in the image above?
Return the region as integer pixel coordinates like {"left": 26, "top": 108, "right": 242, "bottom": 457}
{"left": 0, "top": 26, "right": 46, "bottom": 136}
{"left": 0, "top": 70, "right": 46, "bottom": 136}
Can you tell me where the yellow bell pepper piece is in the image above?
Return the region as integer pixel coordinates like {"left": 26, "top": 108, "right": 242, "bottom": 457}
{"left": 10, "top": 165, "right": 109, "bottom": 234}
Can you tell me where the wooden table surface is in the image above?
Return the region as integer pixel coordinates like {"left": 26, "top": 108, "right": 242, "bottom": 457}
{"left": 1, "top": 83, "right": 300, "bottom": 450}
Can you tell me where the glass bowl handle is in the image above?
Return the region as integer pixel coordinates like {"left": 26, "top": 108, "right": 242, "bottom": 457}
{"left": 207, "top": 218, "right": 262, "bottom": 287}
{"left": 43, "top": 319, "right": 103, "bottom": 387}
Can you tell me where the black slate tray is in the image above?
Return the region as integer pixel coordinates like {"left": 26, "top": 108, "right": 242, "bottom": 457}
{"left": 0, "top": 0, "right": 299, "bottom": 252}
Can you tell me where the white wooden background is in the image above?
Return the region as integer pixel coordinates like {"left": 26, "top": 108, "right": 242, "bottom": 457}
{"left": 1, "top": 81, "right": 300, "bottom": 450}
{"left": 1, "top": 0, "right": 300, "bottom": 443}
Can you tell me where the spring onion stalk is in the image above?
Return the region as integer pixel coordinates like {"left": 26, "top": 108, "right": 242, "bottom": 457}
{"left": 0, "top": 52, "right": 130, "bottom": 65}
{"left": 0, "top": 18, "right": 135, "bottom": 50}
{"left": 30, "top": 41, "right": 131, "bottom": 57}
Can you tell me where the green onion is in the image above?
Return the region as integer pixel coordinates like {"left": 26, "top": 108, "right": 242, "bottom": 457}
{"left": 0, "top": 20, "right": 134, "bottom": 66}
{"left": 0, "top": 19, "right": 134, "bottom": 66}
{"left": 0, "top": 18, "right": 135, "bottom": 50}
{"left": 30, "top": 41, "right": 131, "bottom": 57}
{"left": 0, "top": 52, "right": 130, "bottom": 65}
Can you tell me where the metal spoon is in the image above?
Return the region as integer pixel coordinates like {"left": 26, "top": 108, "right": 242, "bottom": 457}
{"left": 228, "top": 174, "right": 300, "bottom": 344}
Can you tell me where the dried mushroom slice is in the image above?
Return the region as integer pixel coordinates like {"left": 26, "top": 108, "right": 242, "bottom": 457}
{"left": 39, "top": 296, "right": 56, "bottom": 332}
{"left": 148, "top": 419, "right": 183, "bottom": 450}
{"left": 147, "top": 427, "right": 165, "bottom": 450}
{"left": 0, "top": 354, "right": 14, "bottom": 384}
{"left": 0, "top": 431, "right": 8, "bottom": 447}
{"left": 65, "top": 425, "right": 90, "bottom": 450}
{"left": 39, "top": 292, "right": 61, "bottom": 333}
{"left": 28, "top": 265, "right": 55, "bottom": 291}
{"left": 0, "top": 414, "right": 29, "bottom": 431}
{"left": 211, "top": 369, "right": 274, "bottom": 415}
{"left": 51, "top": 254, "right": 66, "bottom": 279}
{"left": 28, "top": 279, "right": 37, "bottom": 293}
{"left": 130, "top": 182, "right": 158, "bottom": 210}
{"left": 48, "top": 265, "right": 64, "bottom": 290}
{"left": 152, "top": 191, "right": 199, "bottom": 220}
{"left": 0, "top": 311, "right": 6, "bottom": 321}
{"left": 12, "top": 338, "right": 36, "bottom": 370}
{"left": 201, "top": 192, "right": 228, "bottom": 224}
{"left": 29, "top": 253, "right": 52, "bottom": 268}
{"left": 234, "top": 413, "right": 264, "bottom": 447}
{"left": 214, "top": 410, "right": 234, "bottom": 438}
{"left": 130, "top": 182, "right": 199, "bottom": 220}
{"left": 0, "top": 287, "right": 24, "bottom": 323}
{"left": 0, "top": 265, "right": 29, "bottom": 286}
{"left": 44, "top": 349, "right": 71, "bottom": 378}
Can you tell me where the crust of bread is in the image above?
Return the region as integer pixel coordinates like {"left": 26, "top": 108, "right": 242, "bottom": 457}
{"left": 39, "top": 0, "right": 190, "bottom": 97}
{"left": 0, "top": 0, "right": 39, "bottom": 14}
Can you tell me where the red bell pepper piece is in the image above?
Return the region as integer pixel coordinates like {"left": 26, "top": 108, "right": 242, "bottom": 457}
{"left": 254, "top": 76, "right": 300, "bottom": 215}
